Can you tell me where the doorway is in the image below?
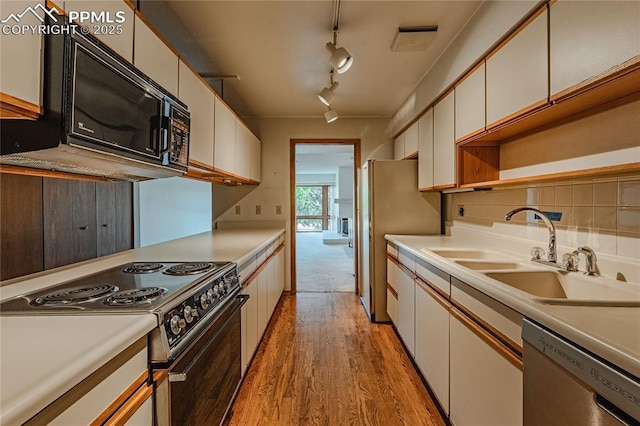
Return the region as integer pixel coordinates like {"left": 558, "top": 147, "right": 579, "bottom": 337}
{"left": 290, "top": 139, "right": 360, "bottom": 294}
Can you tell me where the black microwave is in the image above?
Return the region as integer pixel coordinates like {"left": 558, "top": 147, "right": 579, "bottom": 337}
{"left": 0, "top": 16, "right": 190, "bottom": 180}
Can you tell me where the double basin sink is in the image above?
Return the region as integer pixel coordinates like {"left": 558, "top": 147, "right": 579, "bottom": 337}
{"left": 425, "top": 249, "right": 640, "bottom": 307}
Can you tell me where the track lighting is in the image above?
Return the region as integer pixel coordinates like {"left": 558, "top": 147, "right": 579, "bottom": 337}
{"left": 318, "top": 73, "right": 339, "bottom": 106}
{"left": 326, "top": 41, "right": 353, "bottom": 74}
{"left": 324, "top": 107, "right": 339, "bottom": 123}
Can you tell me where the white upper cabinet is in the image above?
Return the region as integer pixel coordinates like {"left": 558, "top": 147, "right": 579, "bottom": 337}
{"left": 64, "top": 0, "right": 134, "bottom": 62}
{"left": 133, "top": 14, "right": 178, "bottom": 96}
{"left": 250, "top": 132, "right": 261, "bottom": 183}
{"left": 403, "top": 122, "right": 419, "bottom": 158}
{"left": 235, "top": 122, "right": 252, "bottom": 180}
{"left": 550, "top": 0, "right": 640, "bottom": 97}
{"left": 0, "top": 1, "right": 43, "bottom": 116}
{"left": 178, "top": 61, "right": 215, "bottom": 167}
{"left": 433, "top": 91, "right": 455, "bottom": 188}
{"left": 418, "top": 108, "right": 434, "bottom": 190}
{"left": 455, "top": 62, "right": 485, "bottom": 141}
{"left": 214, "top": 96, "right": 236, "bottom": 175}
{"left": 393, "top": 133, "right": 405, "bottom": 160}
{"left": 486, "top": 9, "right": 548, "bottom": 127}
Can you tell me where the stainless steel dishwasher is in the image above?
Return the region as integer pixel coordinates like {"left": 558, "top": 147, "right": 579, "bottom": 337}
{"left": 522, "top": 319, "right": 640, "bottom": 425}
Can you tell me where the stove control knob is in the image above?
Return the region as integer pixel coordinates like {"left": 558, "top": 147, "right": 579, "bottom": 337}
{"left": 206, "top": 289, "right": 214, "bottom": 303}
{"left": 200, "top": 293, "right": 209, "bottom": 309}
{"left": 170, "top": 315, "right": 184, "bottom": 335}
{"left": 213, "top": 285, "right": 220, "bottom": 298}
{"left": 184, "top": 305, "right": 198, "bottom": 323}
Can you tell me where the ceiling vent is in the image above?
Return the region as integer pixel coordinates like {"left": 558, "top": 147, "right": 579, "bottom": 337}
{"left": 391, "top": 25, "right": 438, "bottom": 52}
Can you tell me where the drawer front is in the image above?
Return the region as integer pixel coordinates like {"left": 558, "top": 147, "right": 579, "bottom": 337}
{"left": 416, "top": 258, "right": 450, "bottom": 296}
{"left": 387, "top": 242, "right": 398, "bottom": 258}
{"left": 238, "top": 256, "right": 257, "bottom": 285}
{"left": 398, "top": 249, "right": 416, "bottom": 272}
{"left": 451, "top": 277, "right": 523, "bottom": 351}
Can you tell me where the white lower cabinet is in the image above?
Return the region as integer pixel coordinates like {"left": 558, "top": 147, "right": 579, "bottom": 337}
{"left": 386, "top": 288, "right": 398, "bottom": 324}
{"left": 243, "top": 278, "right": 259, "bottom": 369}
{"left": 450, "top": 307, "right": 523, "bottom": 426}
{"left": 396, "top": 264, "right": 415, "bottom": 356}
{"left": 414, "top": 279, "right": 450, "bottom": 415}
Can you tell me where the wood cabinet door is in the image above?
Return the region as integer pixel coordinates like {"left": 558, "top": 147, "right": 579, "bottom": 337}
{"left": 455, "top": 62, "right": 486, "bottom": 141}
{"left": 214, "top": 97, "right": 237, "bottom": 174}
{"left": 0, "top": 174, "right": 43, "bottom": 280}
{"left": 417, "top": 108, "right": 434, "bottom": 190}
{"left": 433, "top": 91, "right": 455, "bottom": 188}
{"left": 450, "top": 308, "right": 522, "bottom": 426}
{"left": 486, "top": 9, "right": 548, "bottom": 127}
{"left": 178, "top": 60, "right": 215, "bottom": 167}
{"left": 64, "top": 0, "right": 134, "bottom": 62}
{"left": 550, "top": 0, "right": 640, "bottom": 97}
{"left": 396, "top": 266, "right": 415, "bottom": 356}
{"left": 133, "top": 14, "right": 178, "bottom": 96}
{"left": 414, "top": 280, "right": 450, "bottom": 414}
{"left": 96, "top": 181, "right": 132, "bottom": 257}
{"left": 44, "top": 179, "right": 97, "bottom": 269}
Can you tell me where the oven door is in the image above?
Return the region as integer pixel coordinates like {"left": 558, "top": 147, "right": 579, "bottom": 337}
{"left": 68, "top": 36, "right": 167, "bottom": 163}
{"left": 154, "top": 294, "right": 248, "bottom": 426}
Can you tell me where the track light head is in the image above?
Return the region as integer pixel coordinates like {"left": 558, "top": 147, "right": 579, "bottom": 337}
{"left": 317, "top": 81, "right": 339, "bottom": 106}
{"left": 324, "top": 107, "right": 339, "bottom": 123}
{"left": 326, "top": 42, "right": 354, "bottom": 74}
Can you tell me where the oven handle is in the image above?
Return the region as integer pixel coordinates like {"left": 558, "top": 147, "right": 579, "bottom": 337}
{"left": 168, "top": 294, "right": 249, "bottom": 382}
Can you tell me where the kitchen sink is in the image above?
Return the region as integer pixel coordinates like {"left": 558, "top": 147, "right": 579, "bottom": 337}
{"left": 428, "top": 249, "right": 501, "bottom": 259}
{"left": 455, "top": 261, "right": 527, "bottom": 270}
{"left": 485, "top": 271, "right": 640, "bottom": 306}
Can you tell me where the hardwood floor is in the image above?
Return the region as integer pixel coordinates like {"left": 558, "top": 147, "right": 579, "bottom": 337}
{"left": 229, "top": 293, "right": 446, "bottom": 426}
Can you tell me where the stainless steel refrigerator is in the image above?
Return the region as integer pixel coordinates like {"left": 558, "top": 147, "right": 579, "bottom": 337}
{"left": 358, "top": 159, "right": 441, "bottom": 322}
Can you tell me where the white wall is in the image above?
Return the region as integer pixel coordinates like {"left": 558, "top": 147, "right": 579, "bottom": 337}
{"left": 390, "top": 1, "right": 538, "bottom": 135}
{"left": 337, "top": 165, "right": 354, "bottom": 219}
{"left": 215, "top": 117, "right": 391, "bottom": 290}
{"left": 134, "top": 177, "right": 212, "bottom": 247}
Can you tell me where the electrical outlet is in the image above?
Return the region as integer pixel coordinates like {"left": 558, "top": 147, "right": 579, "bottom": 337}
{"left": 276, "top": 205, "right": 282, "bottom": 215}
{"left": 255, "top": 205, "right": 261, "bottom": 215}
{"left": 235, "top": 205, "right": 241, "bottom": 215}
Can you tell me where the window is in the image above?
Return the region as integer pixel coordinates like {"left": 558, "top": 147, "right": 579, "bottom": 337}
{"left": 295, "top": 185, "right": 334, "bottom": 232}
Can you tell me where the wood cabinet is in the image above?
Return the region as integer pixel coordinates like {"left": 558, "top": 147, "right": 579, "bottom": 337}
{"left": 44, "top": 179, "right": 97, "bottom": 270}
{"left": 415, "top": 278, "right": 450, "bottom": 414}
{"left": 417, "top": 108, "right": 434, "bottom": 191}
{"left": 550, "top": 0, "right": 640, "bottom": 98}
{"left": 133, "top": 14, "right": 178, "bottom": 96}
{"left": 450, "top": 307, "right": 522, "bottom": 426}
{"left": 63, "top": 0, "right": 135, "bottom": 62}
{"left": 0, "top": 1, "right": 43, "bottom": 119}
{"left": 178, "top": 60, "right": 215, "bottom": 168}
{"left": 433, "top": 91, "right": 455, "bottom": 189}
{"left": 96, "top": 181, "right": 133, "bottom": 258}
{"left": 0, "top": 174, "right": 44, "bottom": 280}
{"left": 214, "top": 96, "right": 237, "bottom": 175}
{"left": 455, "top": 62, "right": 485, "bottom": 141}
{"left": 486, "top": 8, "right": 548, "bottom": 127}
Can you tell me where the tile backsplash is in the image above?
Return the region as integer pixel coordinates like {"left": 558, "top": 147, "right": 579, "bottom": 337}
{"left": 445, "top": 175, "right": 640, "bottom": 260}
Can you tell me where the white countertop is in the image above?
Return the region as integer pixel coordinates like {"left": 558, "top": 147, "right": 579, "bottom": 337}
{"left": 0, "top": 227, "right": 285, "bottom": 424}
{"left": 386, "top": 234, "right": 640, "bottom": 378}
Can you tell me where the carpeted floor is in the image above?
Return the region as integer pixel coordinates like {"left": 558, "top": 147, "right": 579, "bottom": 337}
{"left": 295, "top": 232, "right": 355, "bottom": 292}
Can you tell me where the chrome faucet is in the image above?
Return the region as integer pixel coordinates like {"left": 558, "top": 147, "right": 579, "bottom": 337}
{"left": 505, "top": 207, "right": 557, "bottom": 264}
{"left": 573, "top": 246, "right": 598, "bottom": 276}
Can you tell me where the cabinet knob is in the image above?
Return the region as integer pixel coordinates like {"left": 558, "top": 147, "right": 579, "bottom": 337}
{"left": 79, "top": 226, "right": 88, "bottom": 230}
{"left": 102, "top": 224, "right": 108, "bottom": 227}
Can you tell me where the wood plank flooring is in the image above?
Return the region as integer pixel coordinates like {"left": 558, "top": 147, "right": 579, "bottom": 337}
{"left": 228, "top": 293, "right": 446, "bottom": 426}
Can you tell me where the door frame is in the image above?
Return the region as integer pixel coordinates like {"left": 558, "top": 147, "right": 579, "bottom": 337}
{"left": 289, "top": 139, "right": 361, "bottom": 294}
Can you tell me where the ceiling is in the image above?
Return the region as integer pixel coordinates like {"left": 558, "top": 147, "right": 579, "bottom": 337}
{"left": 295, "top": 144, "right": 353, "bottom": 174}
{"left": 140, "top": 1, "right": 482, "bottom": 120}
